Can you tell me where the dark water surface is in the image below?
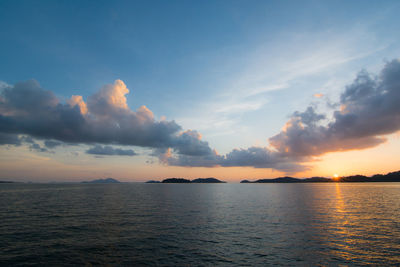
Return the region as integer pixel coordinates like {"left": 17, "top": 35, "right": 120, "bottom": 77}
{"left": 1, "top": 183, "right": 400, "bottom": 266}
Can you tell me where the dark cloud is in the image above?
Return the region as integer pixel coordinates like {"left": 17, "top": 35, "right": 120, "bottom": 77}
{"left": 0, "top": 133, "right": 56, "bottom": 153}
{"left": 162, "top": 146, "right": 308, "bottom": 173}
{"left": 269, "top": 59, "right": 400, "bottom": 159}
{"left": 221, "top": 147, "right": 277, "bottom": 167}
{"left": 29, "top": 143, "right": 48, "bottom": 153}
{"left": 0, "top": 80, "right": 87, "bottom": 143}
{"left": 161, "top": 59, "right": 400, "bottom": 172}
{"left": 2, "top": 59, "right": 399, "bottom": 173}
{"left": 162, "top": 149, "right": 223, "bottom": 168}
{"left": 86, "top": 145, "right": 136, "bottom": 156}
{"left": 0, "top": 133, "right": 37, "bottom": 146}
{"left": 44, "top": 140, "right": 63, "bottom": 148}
{"left": 0, "top": 133, "right": 22, "bottom": 146}
{"left": 0, "top": 80, "right": 212, "bottom": 157}
{"left": 172, "top": 130, "right": 213, "bottom": 156}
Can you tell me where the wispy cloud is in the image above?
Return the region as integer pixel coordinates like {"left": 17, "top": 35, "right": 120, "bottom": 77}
{"left": 2, "top": 58, "right": 399, "bottom": 174}
{"left": 163, "top": 59, "right": 400, "bottom": 172}
{"left": 177, "top": 26, "right": 390, "bottom": 142}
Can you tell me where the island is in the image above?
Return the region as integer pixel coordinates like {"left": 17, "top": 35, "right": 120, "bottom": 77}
{"left": 82, "top": 178, "right": 121, "bottom": 184}
{"left": 162, "top": 178, "right": 191, "bottom": 183}
{"left": 240, "top": 170, "right": 400, "bottom": 183}
{"left": 192, "top": 178, "right": 226, "bottom": 183}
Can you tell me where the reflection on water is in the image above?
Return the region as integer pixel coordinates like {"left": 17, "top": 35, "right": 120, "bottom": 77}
{"left": 319, "top": 183, "right": 400, "bottom": 265}
{"left": 0, "top": 183, "right": 400, "bottom": 265}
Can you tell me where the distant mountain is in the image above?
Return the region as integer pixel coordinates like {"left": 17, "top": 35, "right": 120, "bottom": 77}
{"left": 0, "top": 181, "right": 15, "bottom": 183}
{"left": 145, "top": 180, "right": 161, "bottom": 183}
{"left": 370, "top": 171, "right": 400, "bottom": 182}
{"left": 240, "top": 170, "right": 400, "bottom": 183}
{"left": 255, "top": 177, "right": 301, "bottom": 183}
{"left": 339, "top": 171, "right": 400, "bottom": 182}
{"left": 82, "top": 178, "right": 121, "bottom": 183}
{"left": 338, "top": 175, "right": 368, "bottom": 182}
{"left": 304, "top": 177, "right": 332, "bottom": 182}
{"left": 162, "top": 178, "right": 191, "bottom": 183}
{"left": 192, "top": 178, "right": 225, "bottom": 183}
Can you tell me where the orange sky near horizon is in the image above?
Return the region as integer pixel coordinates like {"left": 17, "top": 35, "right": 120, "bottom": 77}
{"left": 1, "top": 134, "right": 399, "bottom": 183}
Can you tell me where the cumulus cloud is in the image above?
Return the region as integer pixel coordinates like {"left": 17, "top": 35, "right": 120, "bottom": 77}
{"left": 173, "top": 130, "right": 213, "bottom": 156}
{"left": 0, "top": 79, "right": 212, "bottom": 157}
{"left": 86, "top": 145, "right": 136, "bottom": 156}
{"left": 87, "top": 79, "right": 130, "bottom": 116}
{"left": 68, "top": 95, "right": 88, "bottom": 114}
{"left": 161, "top": 145, "right": 309, "bottom": 172}
{"left": 2, "top": 59, "right": 399, "bottom": 173}
{"left": 269, "top": 59, "right": 400, "bottom": 159}
{"left": 161, "top": 59, "right": 400, "bottom": 172}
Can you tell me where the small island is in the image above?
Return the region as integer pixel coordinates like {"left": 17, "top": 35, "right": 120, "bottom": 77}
{"left": 192, "top": 178, "right": 226, "bottom": 183}
{"left": 162, "top": 178, "right": 191, "bottom": 183}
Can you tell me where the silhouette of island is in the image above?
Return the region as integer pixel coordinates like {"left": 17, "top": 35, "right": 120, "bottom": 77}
{"left": 151, "top": 177, "right": 226, "bottom": 183}
{"left": 145, "top": 180, "right": 161, "bottom": 183}
{"left": 192, "top": 178, "right": 226, "bottom": 183}
{"left": 254, "top": 177, "right": 301, "bottom": 183}
{"left": 82, "top": 178, "right": 121, "bottom": 183}
{"left": 240, "top": 170, "right": 400, "bottom": 183}
{"left": 162, "top": 178, "right": 191, "bottom": 183}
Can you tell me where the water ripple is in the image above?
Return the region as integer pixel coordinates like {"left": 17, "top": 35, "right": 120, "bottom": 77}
{"left": 1, "top": 183, "right": 400, "bottom": 265}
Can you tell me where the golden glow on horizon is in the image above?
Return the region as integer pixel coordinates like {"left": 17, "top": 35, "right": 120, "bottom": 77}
{"left": 0, "top": 134, "right": 400, "bottom": 182}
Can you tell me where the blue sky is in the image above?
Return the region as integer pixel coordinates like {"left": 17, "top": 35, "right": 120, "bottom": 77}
{"left": 1, "top": 0, "right": 400, "bottom": 181}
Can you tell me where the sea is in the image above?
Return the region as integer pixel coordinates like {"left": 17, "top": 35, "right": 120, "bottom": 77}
{"left": 1, "top": 183, "right": 400, "bottom": 266}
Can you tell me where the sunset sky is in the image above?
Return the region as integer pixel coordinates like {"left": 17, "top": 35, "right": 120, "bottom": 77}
{"left": 1, "top": 0, "right": 400, "bottom": 182}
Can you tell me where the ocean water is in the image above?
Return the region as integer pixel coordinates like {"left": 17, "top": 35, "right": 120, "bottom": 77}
{"left": 1, "top": 183, "right": 400, "bottom": 266}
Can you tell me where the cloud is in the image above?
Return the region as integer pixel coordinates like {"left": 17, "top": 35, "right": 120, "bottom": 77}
{"left": 0, "top": 81, "right": 10, "bottom": 90}
{"left": 172, "top": 130, "right": 212, "bottom": 156}
{"left": 86, "top": 79, "right": 129, "bottom": 116}
{"left": 269, "top": 59, "right": 400, "bottom": 158}
{"left": 29, "top": 143, "right": 48, "bottom": 153}
{"left": 0, "top": 133, "right": 41, "bottom": 147}
{"left": 0, "top": 79, "right": 213, "bottom": 157}
{"left": 44, "top": 140, "right": 63, "bottom": 148}
{"left": 161, "top": 59, "right": 400, "bottom": 172}
{"left": 160, "top": 149, "right": 223, "bottom": 168}
{"left": 313, "top": 93, "right": 324, "bottom": 98}
{"left": 68, "top": 95, "right": 87, "bottom": 114}
{"left": 2, "top": 59, "right": 399, "bottom": 173}
{"left": 0, "top": 133, "right": 56, "bottom": 153}
{"left": 160, "top": 145, "right": 309, "bottom": 173}
{"left": 86, "top": 145, "right": 136, "bottom": 156}
{"left": 0, "top": 133, "right": 22, "bottom": 145}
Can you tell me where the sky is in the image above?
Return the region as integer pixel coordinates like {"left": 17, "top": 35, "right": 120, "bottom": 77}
{"left": 1, "top": 0, "right": 400, "bottom": 182}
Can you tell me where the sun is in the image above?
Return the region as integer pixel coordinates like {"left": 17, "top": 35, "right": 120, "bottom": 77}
{"left": 333, "top": 174, "right": 339, "bottom": 180}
